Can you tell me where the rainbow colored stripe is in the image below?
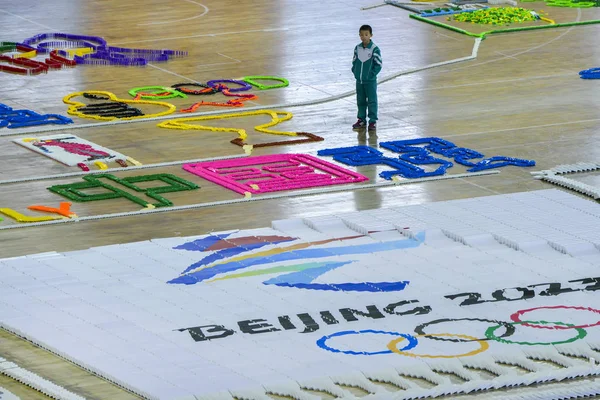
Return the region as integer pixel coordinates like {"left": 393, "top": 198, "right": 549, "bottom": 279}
{"left": 169, "top": 232, "right": 425, "bottom": 292}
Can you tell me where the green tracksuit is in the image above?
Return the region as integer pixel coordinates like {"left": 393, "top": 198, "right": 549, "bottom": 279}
{"left": 351, "top": 41, "right": 382, "bottom": 122}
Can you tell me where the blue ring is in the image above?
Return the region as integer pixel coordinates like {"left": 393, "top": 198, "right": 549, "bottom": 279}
{"left": 316, "top": 329, "right": 418, "bottom": 355}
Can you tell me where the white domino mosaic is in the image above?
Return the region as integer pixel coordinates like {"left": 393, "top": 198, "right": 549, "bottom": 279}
{"left": 2, "top": 189, "right": 600, "bottom": 400}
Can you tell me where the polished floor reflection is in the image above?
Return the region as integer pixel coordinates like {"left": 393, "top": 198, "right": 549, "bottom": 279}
{"left": 1, "top": 0, "right": 600, "bottom": 398}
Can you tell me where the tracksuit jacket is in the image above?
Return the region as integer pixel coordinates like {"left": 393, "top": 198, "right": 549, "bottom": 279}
{"left": 352, "top": 41, "right": 382, "bottom": 122}
{"left": 352, "top": 41, "right": 382, "bottom": 83}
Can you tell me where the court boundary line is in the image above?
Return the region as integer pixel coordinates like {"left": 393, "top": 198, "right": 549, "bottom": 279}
{"left": 112, "top": 16, "right": 409, "bottom": 46}
{"left": 0, "top": 9, "right": 54, "bottom": 30}
{"left": 0, "top": 38, "right": 482, "bottom": 138}
{"left": 443, "top": 117, "right": 600, "bottom": 139}
{"left": 431, "top": 8, "right": 582, "bottom": 75}
{"left": 411, "top": 72, "right": 573, "bottom": 91}
{"left": 137, "top": 0, "right": 209, "bottom": 26}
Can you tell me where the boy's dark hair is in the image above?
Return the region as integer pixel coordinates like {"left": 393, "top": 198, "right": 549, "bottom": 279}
{"left": 359, "top": 25, "right": 372, "bottom": 34}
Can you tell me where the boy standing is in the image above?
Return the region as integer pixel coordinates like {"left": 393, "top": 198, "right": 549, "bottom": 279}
{"left": 351, "top": 25, "right": 382, "bottom": 132}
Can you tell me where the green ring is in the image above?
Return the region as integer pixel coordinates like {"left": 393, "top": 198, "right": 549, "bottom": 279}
{"left": 241, "top": 76, "right": 289, "bottom": 90}
{"left": 485, "top": 320, "right": 586, "bottom": 346}
{"left": 128, "top": 86, "right": 187, "bottom": 100}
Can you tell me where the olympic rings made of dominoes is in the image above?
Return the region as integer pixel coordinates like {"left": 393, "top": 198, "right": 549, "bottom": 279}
{"left": 317, "top": 305, "right": 598, "bottom": 357}
{"left": 128, "top": 76, "right": 289, "bottom": 99}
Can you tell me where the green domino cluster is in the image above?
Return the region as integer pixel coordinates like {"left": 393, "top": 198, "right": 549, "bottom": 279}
{"left": 410, "top": 13, "right": 600, "bottom": 38}
{"left": 453, "top": 7, "right": 537, "bottom": 24}
{"left": 521, "top": 0, "right": 599, "bottom": 7}
{"left": 48, "top": 173, "right": 199, "bottom": 208}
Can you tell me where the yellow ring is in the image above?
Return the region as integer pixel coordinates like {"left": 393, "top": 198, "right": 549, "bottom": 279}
{"left": 387, "top": 333, "right": 489, "bottom": 359}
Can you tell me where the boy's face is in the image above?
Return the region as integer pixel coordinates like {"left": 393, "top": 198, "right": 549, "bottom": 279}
{"left": 359, "top": 30, "right": 372, "bottom": 45}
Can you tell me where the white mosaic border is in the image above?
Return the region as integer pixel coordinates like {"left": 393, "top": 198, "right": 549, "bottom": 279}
{"left": 532, "top": 162, "right": 600, "bottom": 200}
{"left": 0, "top": 356, "right": 85, "bottom": 400}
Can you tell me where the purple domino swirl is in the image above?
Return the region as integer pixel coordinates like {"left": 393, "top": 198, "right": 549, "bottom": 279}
{"left": 38, "top": 41, "right": 99, "bottom": 53}
{"left": 22, "top": 33, "right": 107, "bottom": 54}
{"left": 20, "top": 32, "right": 188, "bottom": 65}
{"left": 106, "top": 46, "right": 181, "bottom": 55}
{"left": 74, "top": 53, "right": 148, "bottom": 66}
{"left": 74, "top": 47, "right": 184, "bottom": 65}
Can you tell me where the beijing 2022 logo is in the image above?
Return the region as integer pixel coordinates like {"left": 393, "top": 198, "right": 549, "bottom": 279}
{"left": 168, "top": 231, "right": 426, "bottom": 292}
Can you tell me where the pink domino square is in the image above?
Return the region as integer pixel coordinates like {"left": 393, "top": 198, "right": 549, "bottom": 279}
{"left": 183, "top": 153, "right": 368, "bottom": 195}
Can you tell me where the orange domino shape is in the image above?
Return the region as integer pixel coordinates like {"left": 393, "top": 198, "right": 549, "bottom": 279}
{"left": 28, "top": 202, "right": 78, "bottom": 218}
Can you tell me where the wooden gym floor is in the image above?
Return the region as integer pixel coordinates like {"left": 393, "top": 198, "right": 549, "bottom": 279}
{"left": 1, "top": 0, "right": 600, "bottom": 398}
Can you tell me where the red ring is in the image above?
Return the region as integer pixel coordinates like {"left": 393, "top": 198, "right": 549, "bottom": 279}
{"left": 510, "top": 305, "right": 600, "bottom": 330}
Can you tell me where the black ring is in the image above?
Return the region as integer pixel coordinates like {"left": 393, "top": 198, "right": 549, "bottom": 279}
{"left": 414, "top": 318, "right": 516, "bottom": 342}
